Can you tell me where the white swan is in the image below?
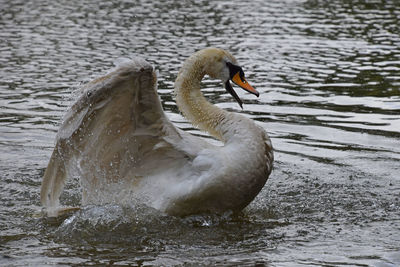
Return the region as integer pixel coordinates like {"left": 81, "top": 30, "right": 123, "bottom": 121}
{"left": 41, "top": 48, "right": 273, "bottom": 216}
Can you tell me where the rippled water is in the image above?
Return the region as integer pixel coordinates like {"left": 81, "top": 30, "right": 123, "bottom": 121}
{"left": 1, "top": 0, "right": 400, "bottom": 266}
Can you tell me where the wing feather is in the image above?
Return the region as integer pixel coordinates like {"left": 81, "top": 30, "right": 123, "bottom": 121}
{"left": 41, "top": 58, "right": 210, "bottom": 212}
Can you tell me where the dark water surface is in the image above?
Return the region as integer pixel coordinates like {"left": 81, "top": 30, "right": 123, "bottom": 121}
{"left": 1, "top": 0, "right": 400, "bottom": 266}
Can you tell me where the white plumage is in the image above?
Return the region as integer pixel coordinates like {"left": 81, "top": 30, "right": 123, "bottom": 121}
{"left": 41, "top": 48, "right": 273, "bottom": 216}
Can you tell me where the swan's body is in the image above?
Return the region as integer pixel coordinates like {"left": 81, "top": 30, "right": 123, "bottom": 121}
{"left": 41, "top": 48, "right": 273, "bottom": 216}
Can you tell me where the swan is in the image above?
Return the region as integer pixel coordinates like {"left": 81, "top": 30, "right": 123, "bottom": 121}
{"left": 41, "top": 48, "right": 274, "bottom": 216}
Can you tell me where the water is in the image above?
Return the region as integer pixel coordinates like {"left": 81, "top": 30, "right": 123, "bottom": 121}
{"left": 1, "top": 0, "right": 399, "bottom": 266}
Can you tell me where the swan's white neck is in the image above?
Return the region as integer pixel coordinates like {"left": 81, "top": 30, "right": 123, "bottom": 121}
{"left": 174, "top": 51, "right": 232, "bottom": 142}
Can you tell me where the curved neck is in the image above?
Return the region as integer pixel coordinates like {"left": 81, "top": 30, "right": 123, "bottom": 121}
{"left": 174, "top": 54, "right": 228, "bottom": 142}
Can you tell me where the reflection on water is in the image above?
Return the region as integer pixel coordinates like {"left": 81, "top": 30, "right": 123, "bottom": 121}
{"left": 1, "top": 0, "right": 399, "bottom": 266}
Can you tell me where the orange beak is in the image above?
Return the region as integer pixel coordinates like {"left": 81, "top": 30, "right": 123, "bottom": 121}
{"left": 231, "top": 72, "right": 259, "bottom": 97}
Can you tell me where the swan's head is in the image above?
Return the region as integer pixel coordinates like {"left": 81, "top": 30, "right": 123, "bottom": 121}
{"left": 201, "top": 48, "right": 259, "bottom": 108}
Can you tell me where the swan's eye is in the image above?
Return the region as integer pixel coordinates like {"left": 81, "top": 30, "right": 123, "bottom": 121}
{"left": 239, "top": 70, "right": 246, "bottom": 83}
{"left": 226, "top": 62, "right": 244, "bottom": 80}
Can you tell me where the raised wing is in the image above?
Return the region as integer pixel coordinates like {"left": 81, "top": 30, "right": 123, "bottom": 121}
{"left": 41, "top": 58, "right": 211, "bottom": 215}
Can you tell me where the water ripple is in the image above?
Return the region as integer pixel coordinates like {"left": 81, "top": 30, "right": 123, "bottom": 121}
{"left": 1, "top": 0, "right": 399, "bottom": 266}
